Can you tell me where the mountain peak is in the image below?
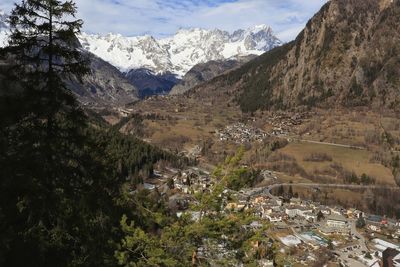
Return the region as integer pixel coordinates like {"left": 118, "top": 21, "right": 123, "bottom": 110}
{"left": 0, "top": 10, "right": 9, "bottom": 47}
{"left": 78, "top": 25, "right": 281, "bottom": 77}
{"left": 247, "top": 24, "right": 272, "bottom": 33}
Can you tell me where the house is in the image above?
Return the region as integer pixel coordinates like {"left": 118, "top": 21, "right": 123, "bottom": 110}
{"left": 285, "top": 206, "right": 301, "bottom": 218}
{"left": 262, "top": 198, "right": 282, "bottom": 208}
{"left": 258, "top": 259, "right": 274, "bottom": 267}
{"left": 330, "top": 207, "right": 343, "bottom": 216}
{"left": 275, "top": 199, "right": 283, "bottom": 206}
{"left": 297, "top": 206, "right": 313, "bottom": 217}
{"left": 284, "top": 205, "right": 314, "bottom": 219}
{"left": 253, "top": 196, "right": 269, "bottom": 204}
{"left": 346, "top": 208, "right": 363, "bottom": 219}
{"left": 303, "top": 212, "right": 318, "bottom": 222}
{"left": 261, "top": 205, "right": 273, "bottom": 218}
{"left": 290, "top": 198, "right": 303, "bottom": 206}
{"left": 266, "top": 212, "right": 283, "bottom": 223}
{"left": 368, "top": 222, "right": 382, "bottom": 233}
{"left": 318, "top": 206, "right": 331, "bottom": 215}
{"left": 225, "top": 202, "right": 246, "bottom": 212}
{"left": 326, "top": 214, "right": 348, "bottom": 229}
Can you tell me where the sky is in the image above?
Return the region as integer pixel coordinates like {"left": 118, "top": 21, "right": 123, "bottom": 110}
{"left": 0, "top": 0, "right": 329, "bottom": 42}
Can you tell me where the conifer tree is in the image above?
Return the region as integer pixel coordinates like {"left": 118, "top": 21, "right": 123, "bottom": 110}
{"left": 0, "top": 1, "right": 119, "bottom": 266}
{"left": 5, "top": 0, "right": 89, "bottom": 130}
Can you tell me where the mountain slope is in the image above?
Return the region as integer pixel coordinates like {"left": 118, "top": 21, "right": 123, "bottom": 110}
{"left": 78, "top": 25, "right": 282, "bottom": 77}
{"left": 125, "top": 69, "right": 179, "bottom": 98}
{"left": 170, "top": 55, "right": 256, "bottom": 95}
{"left": 68, "top": 53, "right": 138, "bottom": 108}
{"left": 190, "top": 0, "right": 400, "bottom": 112}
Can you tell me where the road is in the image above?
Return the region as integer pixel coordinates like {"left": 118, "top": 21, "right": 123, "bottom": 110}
{"left": 297, "top": 138, "right": 400, "bottom": 154}
{"left": 298, "top": 139, "right": 366, "bottom": 150}
{"left": 277, "top": 134, "right": 400, "bottom": 153}
{"left": 262, "top": 183, "right": 400, "bottom": 200}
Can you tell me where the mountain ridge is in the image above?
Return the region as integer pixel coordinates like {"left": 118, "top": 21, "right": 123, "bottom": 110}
{"left": 78, "top": 24, "right": 282, "bottom": 77}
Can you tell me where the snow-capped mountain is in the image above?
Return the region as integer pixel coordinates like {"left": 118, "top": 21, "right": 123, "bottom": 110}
{"left": 78, "top": 25, "right": 282, "bottom": 77}
{"left": 0, "top": 10, "right": 9, "bottom": 47}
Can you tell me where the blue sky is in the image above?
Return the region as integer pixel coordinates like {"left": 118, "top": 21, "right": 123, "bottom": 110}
{"left": 0, "top": 0, "right": 328, "bottom": 42}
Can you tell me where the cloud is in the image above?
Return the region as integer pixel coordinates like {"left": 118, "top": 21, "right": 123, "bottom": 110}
{"left": 1, "top": 0, "right": 328, "bottom": 42}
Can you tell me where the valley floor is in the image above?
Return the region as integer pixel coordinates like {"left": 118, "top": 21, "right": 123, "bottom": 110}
{"left": 112, "top": 97, "right": 400, "bottom": 188}
{"left": 105, "top": 96, "right": 400, "bottom": 266}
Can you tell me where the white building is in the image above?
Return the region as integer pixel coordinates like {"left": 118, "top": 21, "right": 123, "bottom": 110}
{"left": 285, "top": 206, "right": 313, "bottom": 218}
{"left": 285, "top": 206, "right": 300, "bottom": 218}
{"left": 326, "top": 214, "right": 348, "bottom": 229}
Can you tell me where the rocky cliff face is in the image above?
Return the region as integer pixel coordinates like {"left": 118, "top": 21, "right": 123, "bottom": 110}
{"left": 193, "top": 0, "right": 400, "bottom": 112}
{"left": 78, "top": 25, "right": 282, "bottom": 77}
{"left": 68, "top": 53, "right": 138, "bottom": 108}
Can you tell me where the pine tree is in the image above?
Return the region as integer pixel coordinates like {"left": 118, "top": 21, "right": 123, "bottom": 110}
{"left": 288, "top": 185, "right": 294, "bottom": 198}
{"left": 5, "top": 0, "right": 89, "bottom": 131}
{"left": 317, "top": 210, "right": 325, "bottom": 221}
{"left": 356, "top": 216, "right": 366, "bottom": 229}
{"left": 277, "top": 185, "right": 285, "bottom": 196}
{"left": 0, "top": 1, "right": 120, "bottom": 266}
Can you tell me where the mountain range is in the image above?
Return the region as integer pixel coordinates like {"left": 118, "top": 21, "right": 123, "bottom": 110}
{"left": 78, "top": 25, "right": 282, "bottom": 97}
{"left": 78, "top": 25, "right": 282, "bottom": 77}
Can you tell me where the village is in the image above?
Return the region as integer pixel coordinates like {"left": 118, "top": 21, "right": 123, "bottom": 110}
{"left": 138, "top": 165, "right": 400, "bottom": 267}
{"left": 215, "top": 112, "right": 306, "bottom": 144}
{"left": 216, "top": 122, "right": 270, "bottom": 144}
